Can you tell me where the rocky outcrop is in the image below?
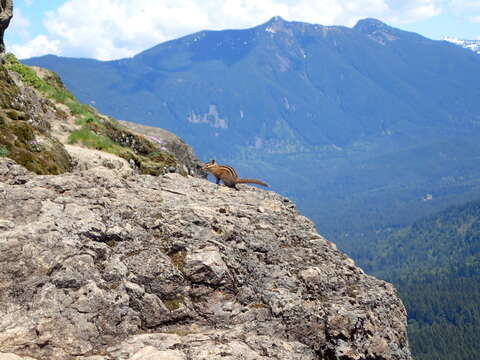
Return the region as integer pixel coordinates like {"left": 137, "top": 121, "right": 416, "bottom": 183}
{"left": 0, "top": 61, "right": 74, "bottom": 175}
{"left": 1, "top": 55, "right": 206, "bottom": 178}
{"left": 0, "top": 158, "right": 411, "bottom": 360}
{"left": 0, "top": 0, "right": 13, "bottom": 54}
{"left": 119, "top": 120, "right": 206, "bottom": 178}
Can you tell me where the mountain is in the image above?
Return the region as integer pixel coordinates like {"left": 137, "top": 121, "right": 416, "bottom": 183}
{"left": 361, "top": 199, "right": 480, "bottom": 360}
{"left": 444, "top": 37, "right": 480, "bottom": 55}
{"left": 23, "top": 17, "right": 480, "bottom": 256}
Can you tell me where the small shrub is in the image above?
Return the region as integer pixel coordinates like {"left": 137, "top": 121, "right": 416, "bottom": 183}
{"left": 0, "top": 145, "right": 10, "bottom": 157}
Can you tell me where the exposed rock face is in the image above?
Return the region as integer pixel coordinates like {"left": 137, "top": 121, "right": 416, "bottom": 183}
{"left": 0, "top": 158, "right": 411, "bottom": 360}
{"left": 0, "top": 0, "right": 13, "bottom": 54}
{"left": 119, "top": 119, "right": 207, "bottom": 178}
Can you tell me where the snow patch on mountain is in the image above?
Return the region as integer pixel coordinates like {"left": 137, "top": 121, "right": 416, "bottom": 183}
{"left": 444, "top": 37, "right": 480, "bottom": 54}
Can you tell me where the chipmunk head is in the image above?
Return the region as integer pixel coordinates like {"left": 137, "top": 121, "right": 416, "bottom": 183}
{"left": 202, "top": 159, "right": 216, "bottom": 170}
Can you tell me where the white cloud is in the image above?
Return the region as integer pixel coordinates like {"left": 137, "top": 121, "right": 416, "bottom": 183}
{"left": 10, "top": 35, "right": 61, "bottom": 59}
{"left": 10, "top": 0, "right": 444, "bottom": 60}
{"left": 450, "top": 0, "right": 480, "bottom": 22}
{"left": 385, "top": 0, "right": 442, "bottom": 23}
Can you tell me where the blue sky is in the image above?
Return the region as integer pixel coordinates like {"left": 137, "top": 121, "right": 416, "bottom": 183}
{"left": 5, "top": 0, "right": 480, "bottom": 60}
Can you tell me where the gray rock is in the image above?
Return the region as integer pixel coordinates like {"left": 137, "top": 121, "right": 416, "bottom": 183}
{"left": 0, "top": 0, "right": 13, "bottom": 53}
{"left": 0, "top": 354, "right": 37, "bottom": 360}
{"left": 0, "top": 159, "right": 411, "bottom": 359}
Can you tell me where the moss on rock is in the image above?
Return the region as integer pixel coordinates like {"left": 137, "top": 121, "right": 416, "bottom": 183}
{"left": 0, "top": 60, "right": 73, "bottom": 175}
{"left": 0, "top": 112, "right": 73, "bottom": 174}
{"left": 0, "top": 65, "right": 20, "bottom": 109}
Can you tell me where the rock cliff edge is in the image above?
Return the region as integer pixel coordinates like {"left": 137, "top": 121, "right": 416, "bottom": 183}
{"left": 0, "top": 158, "right": 411, "bottom": 360}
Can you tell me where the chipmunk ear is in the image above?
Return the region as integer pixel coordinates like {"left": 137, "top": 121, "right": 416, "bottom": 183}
{"left": 211, "top": 159, "right": 216, "bottom": 164}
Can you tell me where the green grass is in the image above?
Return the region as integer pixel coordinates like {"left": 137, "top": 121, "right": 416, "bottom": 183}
{"left": 67, "top": 100, "right": 94, "bottom": 116}
{"left": 67, "top": 124, "right": 136, "bottom": 161}
{"left": 68, "top": 127, "right": 114, "bottom": 151}
{"left": 49, "top": 87, "right": 75, "bottom": 103}
{"left": 4, "top": 53, "right": 77, "bottom": 105}
{"left": 8, "top": 62, "right": 49, "bottom": 91}
{"left": 5, "top": 54, "right": 110, "bottom": 153}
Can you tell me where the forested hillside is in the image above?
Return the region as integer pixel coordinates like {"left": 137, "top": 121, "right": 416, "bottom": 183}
{"left": 361, "top": 200, "right": 480, "bottom": 360}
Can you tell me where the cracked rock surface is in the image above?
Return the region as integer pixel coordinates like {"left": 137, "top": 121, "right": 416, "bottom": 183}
{"left": 0, "top": 158, "right": 411, "bottom": 359}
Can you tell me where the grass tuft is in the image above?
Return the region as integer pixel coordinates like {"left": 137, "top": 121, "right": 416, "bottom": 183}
{"left": 68, "top": 127, "right": 114, "bottom": 151}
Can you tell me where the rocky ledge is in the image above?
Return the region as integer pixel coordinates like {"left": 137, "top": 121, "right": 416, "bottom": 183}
{"left": 0, "top": 158, "right": 411, "bottom": 360}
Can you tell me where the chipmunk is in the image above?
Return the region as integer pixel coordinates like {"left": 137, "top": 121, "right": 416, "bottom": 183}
{"left": 202, "top": 160, "right": 269, "bottom": 189}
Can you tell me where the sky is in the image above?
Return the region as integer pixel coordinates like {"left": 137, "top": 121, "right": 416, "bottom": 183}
{"left": 4, "top": 0, "right": 480, "bottom": 61}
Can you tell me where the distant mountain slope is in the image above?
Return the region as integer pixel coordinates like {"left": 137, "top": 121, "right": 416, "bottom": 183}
{"left": 23, "top": 17, "right": 480, "bottom": 254}
{"left": 361, "top": 199, "right": 480, "bottom": 360}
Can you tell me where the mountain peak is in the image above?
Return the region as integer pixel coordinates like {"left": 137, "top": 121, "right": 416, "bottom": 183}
{"left": 353, "top": 18, "right": 388, "bottom": 33}
{"left": 267, "top": 15, "right": 287, "bottom": 24}
{"left": 261, "top": 15, "right": 291, "bottom": 30}
{"left": 353, "top": 18, "right": 402, "bottom": 44}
